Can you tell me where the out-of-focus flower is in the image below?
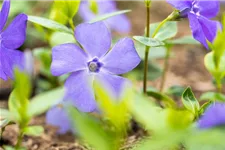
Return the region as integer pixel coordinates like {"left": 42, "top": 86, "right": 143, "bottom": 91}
{"left": 198, "top": 102, "right": 225, "bottom": 129}
{"left": 79, "top": 0, "right": 131, "bottom": 33}
{"left": 46, "top": 102, "right": 72, "bottom": 134}
{"left": 51, "top": 22, "right": 140, "bottom": 112}
{"left": 0, "top": 0, "right": 27, "bottom": 80}
{"left": 167, "top": 0, "right": 220, "bottom": 49}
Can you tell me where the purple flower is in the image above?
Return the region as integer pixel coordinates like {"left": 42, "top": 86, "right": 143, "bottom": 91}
{"left": 167, "top": 0, "right": 220, "bottom": 49}
{"left": 198, "top": 102, "right": 225, "bottom": 129}
{"left": 0, "top": 0, "right": 27, "bottom": 80}
{"left": 51, "top": 22, "right": 140, "bottom": 112}
{"left": 78, "top": 0, "right": 131, "bottom": 33}
{"left": 46, "top": 102, "right": 72, "bottom": 134}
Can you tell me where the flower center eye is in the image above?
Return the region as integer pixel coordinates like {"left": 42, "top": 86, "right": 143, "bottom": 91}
{"left": 89, "top": 62, "right": 98, "bottom": 72}
{"left": 87, "top": 58, "right": 102, "bottom": 73}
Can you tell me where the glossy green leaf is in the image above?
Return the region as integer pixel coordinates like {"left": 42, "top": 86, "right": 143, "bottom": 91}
{"left": 67, "top": 106, "right": 116, "bottom": 150}
{"left": 28, "top": 16, "right": 73, "bottom": 34}
{"left": 182, "top": 87, "right": 200, "bottom": 115}
{"left": 133, "top": 36, "right": 165, "bottom": 47}
{"left": 23, "top": 126, "right": 44, "bottom": 136}
{"left": 89, "top": 10, "right": 131, "bottom": 23}
{"left": 200, "top": 92, "right": 225, "bottom": 102}
{"left": 167, "top": 35, "right": 200, "bottom": 45}
{"left": 149, "top": 21, "right": 177, "bottom": 41}
{"left": 29, "top": 87, "right": 65, "bottom": 117}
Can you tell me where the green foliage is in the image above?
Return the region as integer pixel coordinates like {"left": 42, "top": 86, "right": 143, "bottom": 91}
{"left": 204, "top": 51, "right": 225, "bottom": 86}
{"left": 50, "top": 0, "right": 81, "bottom": 25}
{"left": 200, "top": 92, "right": 225, "bottom": 102}
{"left": 146, "top": 90, "right": 176, "bottom": 108}
{"left": 29, "top": 87, "right": 65, "bottom": 117}
{"left": 182, "top": 87, "right": 200, "bottom": 117}
{"left": 133, "top": 36, "right": 165, "bottom": 47}
{"left": 89, "top": 0, "right": 98, "bottom": 14}
{"left": 67, "top": 106, "right": 117, "bottom": 150}
{"left": 149, "top": 21, "right": 178, "bottom": 41}
{"left": 94, "top": 82, "right": 131, "bottom": 133}
{"left": 50, "top": 32, "right": 76, "bottom": 47}
{"left": 89, "top": 10, "right": 131, "bottom": 23}
{"left": 23, "top": 126, "right": 44, "bottom": 136}
{"left": 28, "top": 16, "right": 73, "bottom": 34}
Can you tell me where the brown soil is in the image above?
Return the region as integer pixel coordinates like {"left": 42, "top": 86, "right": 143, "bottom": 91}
{"left": 0, "top": 1, "right": 225, "bottom": 150}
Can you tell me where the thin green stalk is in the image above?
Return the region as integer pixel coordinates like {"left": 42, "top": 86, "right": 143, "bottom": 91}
{"left": 152, "top": 18, "right": 170, "bottom": 38}
{"left": 160, "top": 47, "right": 171, "bottom": 92}
{"left": 143, "top": 2, "right": 151, "bottom": 94}
{"left": 69, "top": 19, "right": 75, "bottom": 31}
{"left": 216, "top": 80, "right": 222, "bottom": 93}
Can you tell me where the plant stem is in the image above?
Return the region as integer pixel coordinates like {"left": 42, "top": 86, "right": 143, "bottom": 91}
{"left": 152, "top": 17, "right": 170, "bottom": 38}
{"left": 160, "top": 47, "right": 171, "bottom": 92}
{"left": 143, "top": 2, "right": 151, "bottom": 94}
{"left": 216, "top": 80, "right": 222, "bottom": 93}
{"left": 16, "top": 130, "right": 24, "bottom": 149}
{"left": 69, "top": 19, "right": 75, "bottom": 31}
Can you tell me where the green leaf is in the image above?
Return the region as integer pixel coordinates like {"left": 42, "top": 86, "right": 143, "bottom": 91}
{"left": 204, "top": 51, "right": 225, "bottom": 81}
{"left": 67, "top": 106, "right": 116, "bottom": 150}
{"left": 93, "top": 82, "right": 130, "bottom": 132}
{"left": 14, "top": 68, "right": 31, "bottom": 103}
{"left": 28, "top": 16, "right": 73, "bottom": 34}
{"left": 149, "top": 21, "right": 177, "bottom": 41}
{"left": 135, "top": 42, "right": 167, "bottom": 59}
{"left": 29, "top": 87, "right": 65, "bottom": 117}
{"left": 200, "top": 92, "right": 225, "bottom": 102}
{"left": 167, "top": 35, "right": 200, "bottom": 45}
{"left": 0, "top": 108, "right": 15, "bottom": 121}
{"left": 53, "top": 0, "right": 80, "bottom": 19}
{"left": 0, "top": 119, "right": 10, "bottom": 128}
{"left": 133, "top": 36, "right": 165, "bottom": 47}
{"left": 23, "top": 126, "right": 44, "bottom": 136}
{"left": 50, "top": 32, "right": 76, "bottom": 47}
{"left": 146, "top": 90, "right": 176, "bottom": 108}
{"left": 8, "top": 91, "right": 21, "bottom": 122}
{"left": 89, "top": 10, "right": 131, "bottom": 23}
{"left": 182, "top": 87, "right": 200, "bottom": 115}
{"left": 185, "top": 129, "right": 225, "bottom": 150}
{"left": 212, "top": 14, "right": 225, "bottom": 68}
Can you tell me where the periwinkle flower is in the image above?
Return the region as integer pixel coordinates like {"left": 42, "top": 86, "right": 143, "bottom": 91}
{"left": 46, "top": 102, "right": 72, "bottom": 134}
{"left": 0, "top": 0, "right": 27, "bottom": 80}
{"left": 79, "top": 0, "right": 131, "bottom": 33}
{"left": 51, "top": 22, "right": 141, "bottom": 112}
{"left": 167, "top": 0, "right": 220, "bottom": 49}
{"left": 198, "top": 102, "right": 225, "bottom": 129}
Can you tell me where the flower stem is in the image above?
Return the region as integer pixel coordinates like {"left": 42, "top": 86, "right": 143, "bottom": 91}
{"left": 216, "top": 80, "right": 222, "bottom": 93}
{"left": 159, "top": 46, "right": 171, "bottom": 92}
{"left": 69, "top": 19, "right": 75, "bottom": 31}
{"left": 143, "top": 1, "right": 151, "bottom": 94}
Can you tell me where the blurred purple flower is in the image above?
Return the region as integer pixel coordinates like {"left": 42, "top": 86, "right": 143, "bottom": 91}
{"left": 198, "top": 102, "right": 225, "bottom": 129}
{"left": 167, "top": 0, "right": 220, "bottom": 49}
{"left": 51, "top": 22, "right": 140, "bottom": 112}
{"left": 78, "top": 0, "right": 131, "bottom": 33}
{"left": 0, "top": 0, "right": 27, "bottom": 80}
{"left": 46, "top": 102, "right": 72, "bottom": 134}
